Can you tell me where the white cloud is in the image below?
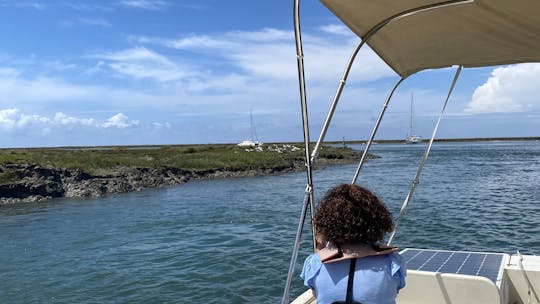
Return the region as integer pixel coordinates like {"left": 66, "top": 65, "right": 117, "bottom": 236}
{"left": 466, "top": 63, "right": 540, "bottom": 113}
{"left": 98, "top": 47, "right": 169, "bottom": 63}
{"left": 43, "top": 61, "right": 79, "bottom": 72}
{"left": 79, "top": 18, "right": 113, "bottom": 28}
{"left": 0, "top": 69, "right": 95, "bottom": 104}
{"left": 59, "top": 18, "right": 112, "bottom": 28}
{"left": 93, "top": 47, "right": 188, "bottom": 82}
{"left": 0, "top": 109, "right": 53, "bottom": 133}
{"left": 0, "top": 2, "right": 46, "bottom": 10}
{"left": 0, "top": 108, "right": 20, "bottom": 130}
{"left": 54, "top": 112, "right": 97, "bottom": 126}
{"left": 0, "top": 67, "right": 21, "bottom": 78}
{"left": 0, "top": 109, "right": 176, "bottom": 147}
{"left": 0, "top": 25, "right": 396, "bottom": 132}
{"left": 65, "top": 3, "right": 113, "bottom": 12}
{"left": 102, "top": 113, "right": 139, "bottom": 128}
{"left": 132, "top": 26, "right": 394, "bottom": 84}
{"left": 0, "top": 65, "right": 187, "bottom": 111}
{"left": 0, "top": 25, "right": 398, "bottom": 146}
{"left": 320, "top": 24, "right": 354, "bottom": 36}
{"left": 0, "top": 109, "right": 143, "bottom": 132}
{"left": 119, "top": 0, "right": 166, "bottom": 10}
{"left": 151, "top": 122, "right": 171, "bottom": 128}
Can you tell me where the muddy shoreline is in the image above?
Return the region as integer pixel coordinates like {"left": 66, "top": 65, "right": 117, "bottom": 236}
{"left": 0, "top": 157, "right": 370, "bottom": 204}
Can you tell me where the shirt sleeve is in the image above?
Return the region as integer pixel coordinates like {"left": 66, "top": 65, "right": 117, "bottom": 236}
{"left": 300, "top": 253, "right": 322, "bottom": 289}
{"left": 389, "top": 252, "right": 407, "bottom": 290}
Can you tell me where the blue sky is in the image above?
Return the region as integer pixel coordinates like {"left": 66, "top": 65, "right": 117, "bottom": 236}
{"left": 0, "top": 0, "right": 539, "bottom": 148}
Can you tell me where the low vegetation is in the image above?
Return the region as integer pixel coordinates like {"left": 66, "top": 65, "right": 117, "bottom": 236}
{"left": 0, "top": 144, "right": 362, "bottom": 184}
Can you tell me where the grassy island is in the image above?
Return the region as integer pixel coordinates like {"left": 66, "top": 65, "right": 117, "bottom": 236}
{"left": 0, "top": 143, "right": 371, "bottom": 204}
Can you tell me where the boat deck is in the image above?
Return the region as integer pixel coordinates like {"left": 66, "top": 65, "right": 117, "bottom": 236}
{"left": 400, "top": 248, "right": 507, "bottom": 286}
{"left": 292, "top": 248, "right": 540, "bottom": 304}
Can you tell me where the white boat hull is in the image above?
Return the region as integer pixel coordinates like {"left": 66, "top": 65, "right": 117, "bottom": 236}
{"left": 292, "top": 249, "right": 540, "bottom": 304}
{"left": 405, "top": 135, "right": 421, "bottom": 144}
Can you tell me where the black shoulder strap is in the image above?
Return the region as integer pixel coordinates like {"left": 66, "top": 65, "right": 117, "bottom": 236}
{"left": 331, "top": 258, "right": 361, "bottom": 304}
{"left": 345, "top": 258, "right": 357, "bottom": 304}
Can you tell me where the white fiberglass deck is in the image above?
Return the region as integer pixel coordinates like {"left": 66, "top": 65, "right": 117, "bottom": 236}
{"left": 400, "top": 248, "right": 507, "bottom": 286}
{"left": 292, "top": 248, "right": 531, "bottom": 304}
{"left": 398, "top": 248, "right": 509, "bottom": 304}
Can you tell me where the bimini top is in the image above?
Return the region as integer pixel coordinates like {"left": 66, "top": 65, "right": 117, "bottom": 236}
{"left": 320, "top": 0, "right": 540, "bottom": 77}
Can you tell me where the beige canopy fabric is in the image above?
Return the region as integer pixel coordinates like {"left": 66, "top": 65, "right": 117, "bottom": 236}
{"left": 320, "top": 0, "right": 540, "bottom": 77}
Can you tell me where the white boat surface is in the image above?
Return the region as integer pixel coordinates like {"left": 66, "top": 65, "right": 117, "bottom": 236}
{"left": 238, "top": 110, "right": 263, "bottom": 147}
{"left": 404, "top": 134, "right": 421, "bottom": 144}
{"left": 405, "top": 93, "right": 421, "bottom": 144}
{"left": 237, "top": 139, "right": 259, "bottom": 147}
{"left": 292, "top": 248, "right": 540, "bottom": 304}
{"left": 283, "top": 0, "right": 540, "bottom": 303}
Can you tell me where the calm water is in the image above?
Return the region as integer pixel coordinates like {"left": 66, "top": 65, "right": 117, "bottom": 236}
{"left": 1, "top": 141, "right": 539, "bottom": 303}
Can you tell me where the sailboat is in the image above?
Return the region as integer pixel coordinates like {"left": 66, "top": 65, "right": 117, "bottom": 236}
{"left": 282, "top": 1, "right": 540, "bottom": 303}
{"left": 405, "top": 93, "right": 421, "bottom": 144}
{"left": 237, "top": 110, "right": 262, "bottom": 147}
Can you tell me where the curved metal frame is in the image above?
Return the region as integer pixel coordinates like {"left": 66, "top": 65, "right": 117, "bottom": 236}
{"left": 292, "top": 0, "right": 317, "bottom": 252}
{"left": 351, "top": 76, "right": 406, "bottom": 184}
{"left": 387, "top": 65, "right": 463, "bottom": 245}
{"left": 280, "top": 1, "right": 314, "bottom": 302}
{"left": 312, "top": 0, "right": 474, "bottom": 162}
{"left": 282, "top": 1, "right": 473, "bottom": 303}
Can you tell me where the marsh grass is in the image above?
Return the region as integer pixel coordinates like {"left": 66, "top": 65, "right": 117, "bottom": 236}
{"left": 0, "top": 144, "right": 360, "bottom": 179}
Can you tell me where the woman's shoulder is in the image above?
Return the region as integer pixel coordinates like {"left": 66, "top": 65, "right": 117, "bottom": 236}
{"left": 388, "top": 252, "right": 407, "bottom": 289}
{"left": 300, "top": 253, "right": 323, "bottom": 289}
{"left": 301, "top": 253, "right": 323, "bottom": 276}
{"left": 388, "top": 252, "right": 406, "bottom": 271}
{"left": 362, "top": 251, "right": 406, "bottom": 282}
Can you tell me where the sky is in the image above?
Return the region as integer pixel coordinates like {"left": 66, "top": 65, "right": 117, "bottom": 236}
{"left": 0, "top": 0, "right": 539, "bottom": 148}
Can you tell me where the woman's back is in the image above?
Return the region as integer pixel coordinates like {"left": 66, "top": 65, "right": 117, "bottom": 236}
{"left": 301, "top": 184, "right": 406, "bottom": 304}
{"left": 301, "top": 252, "right": 406, "bottom": 304}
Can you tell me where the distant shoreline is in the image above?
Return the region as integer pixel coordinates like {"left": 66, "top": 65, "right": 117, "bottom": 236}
{"left": 1, "top": 136, "right": 538, "bottom": 151}
{"left": 325, "top": 136, "right": 540, "bottom": 145}
{"left": 0, "top": 138, "right": 536, "bottom": 204}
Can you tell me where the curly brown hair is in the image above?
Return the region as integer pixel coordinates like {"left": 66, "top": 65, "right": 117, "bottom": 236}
{"left": 314, "top": 183, "right": 393, "bottom": 245}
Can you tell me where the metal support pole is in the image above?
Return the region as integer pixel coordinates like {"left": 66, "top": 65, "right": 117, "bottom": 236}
{"left": 351, "top": 77, "right": 406, "bottom": 184}
{"left": 281, "top": 1, "right": 313, "bottom": 303}
{"left": 364, "top": 0, "right": 473, "bottom": 39}
{"left": 282, "top": 1, "right": 473, "bottom": 303}
{"left": 387, "top": 65, "right": 463, "bottom": 245}
{"left": 310, "top": 0, "right": 474, "bottom": 173}
{"left": 281, "top": 192, "right": 312, "bottom": 304}
{"left": 311, "top": 40, "right": 365, "bottom": 161}
{"left": 292, "top": 0, "right": 315, "bottom": 249}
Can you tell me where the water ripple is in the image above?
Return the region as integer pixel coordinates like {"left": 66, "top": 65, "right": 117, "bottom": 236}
{"left": 0, "top": 141, "right": 538, "bottom": 303}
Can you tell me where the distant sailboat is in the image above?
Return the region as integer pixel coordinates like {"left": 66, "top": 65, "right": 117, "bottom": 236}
{"left": 238, "top": 110, "right": 263, "bottom": 147}
{"left": 405, "top": 93, "right": 422, "bottom": 144}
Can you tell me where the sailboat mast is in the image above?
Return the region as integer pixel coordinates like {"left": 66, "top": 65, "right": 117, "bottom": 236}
{"left": 250, "top": 110, "right": 255, "bottom": 142}
{"left": 409, "top": 93, "right": 414, "bottom": 136}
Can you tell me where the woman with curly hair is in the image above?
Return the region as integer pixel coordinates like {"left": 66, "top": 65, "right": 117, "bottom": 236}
{"left": 300, "top": 184, "right": 406, "bottom": 304}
